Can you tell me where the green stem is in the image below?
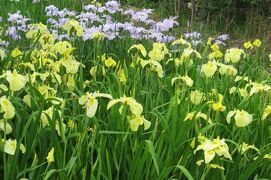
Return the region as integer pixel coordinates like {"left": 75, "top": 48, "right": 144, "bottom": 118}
{"left": 3, "top": 119, "right": 7, "bottom": 180}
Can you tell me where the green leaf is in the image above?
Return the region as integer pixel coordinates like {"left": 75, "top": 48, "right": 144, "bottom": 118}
{"left": 66, "top": 157, "right": 77, "bottom": 175}
{"left": 145, "top": 140, "right": 160, "bottom": 175}
{"left": 44, "top": 169, "right": 58, "bottom": 180}
{"left": 176, "top": 165, "right": 194, "bottom": 180}
{"left": 16, "top": 162, "right": 47, "bottom": 179}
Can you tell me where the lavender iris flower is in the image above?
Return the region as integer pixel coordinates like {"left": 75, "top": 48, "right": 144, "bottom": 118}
{"left": 105, "top": 1, "right": 121, "bottom": 14}
{"left": 2, "top": 1, "right": 180, "bottom": 43}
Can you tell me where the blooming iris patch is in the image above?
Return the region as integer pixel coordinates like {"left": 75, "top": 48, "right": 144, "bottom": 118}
{"left": 1, "top": 1, "right": 271, "bottom": 178}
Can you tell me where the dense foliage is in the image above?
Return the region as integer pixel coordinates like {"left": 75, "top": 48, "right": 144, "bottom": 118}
{"left": 120, "top": 0, "right": 271, "bottom": 34}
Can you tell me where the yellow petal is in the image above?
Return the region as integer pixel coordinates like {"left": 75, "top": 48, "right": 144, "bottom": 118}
{"left": 6, "top": 70, "right": 27, "bottom": 91}
{"left": 184, "top": 112, "right": 195, "bottom": 121}
{"left": 190, "top": 90, "right": 204, "bottom": 105}
{"left": 212, "top": 101, "right": 226, "bottom": 112}
{"left": 264, "top": 154, "right": 271, "bottom": 160}
{"left": 128, "top": 44, "right": 147, "bottom": 57}
{"left": 209, "top": 164, "right": 225, "bottom": 170}
{"left": 181, "top": 76, "right": 194, "bottom": 87}
{"left": 201, "top": 61, "right": 217, "bottom": 77}
{"left": 46, "top": 148, "right": 54, "bottom": 163}
{"left": 0, "top": 119, "right": 12, "bottom": 134}
{"left": 86, "top": 98, "right": 98, "bottom": 118}
{"left": 171, "top": 77, "right": 181, "bottom": 86}
{"left": 140, "top": 59, "right": 150, "bottom": 68}
{"left": 23, "top": 94, "right": 31, "bottom": 107}
{"left": 107, "top": 99, "right": 120, "bottom": 110}
{"left": 129, "top": 117, "right": 142, "bottom": 131}
{"left": 143, "top": 119, "right": 151, "bottom": 130}
{"left": 0, "top": 96, "right": 15, "bottom": 119}
{"left": 127, "top": 99, "right": 143, "bottom": 116}
{"left": 204, "top": 150, "right": 215, "bottom": 163}
{"left": 94, "top": 92, "right": 113, "bottom": 99}
{"left": 262, "top": 105, "right": 271, "bottom": 120}
{"left": 226, "top": 111, "right": 236, "bottom": 124}
{"left": 79, "top": 95, "right": 88, "bottom": 105}
{"left": 234, "top": 110, "right": 252, "bottom": 127}
{"left": 105, "top": 57, "right": 117, "bottom": 68}
{"left": 4, "top": 139, "right": 17, "bottom": 155}
{"left": 253, "top": 39, "right": 261, "bottom": 47}
{"left": 20, "top": 143, "right": 26, "bottom": 154}
{"left": 196, "top": 160, "right": 204, "bottom": 166}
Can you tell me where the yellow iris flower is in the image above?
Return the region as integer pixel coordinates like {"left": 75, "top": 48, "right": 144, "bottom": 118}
{"left": 0, "top": 96, "right": 15, "bottom": 119}
{"left": 11, "top": 48, "right": 23, "bottom": 58}
{"left": 54, "top": 41, "right": 75, "bottom": 56}
{"left": 6, "top": 70, "right": 27, "bottom": 91}
{"left": 79, "top": 92, "right": 112, "bottom": 118}
{"left": 227, "top": 109, "right": 252, "bottom": 127}
{"left": 128, "top": 44, "right": 147, "bottom": 57}
{"left": 240, "top": 143, "right": 259, "bottom": 154}
{"left": 217, "top": 63, "right": 237, "bottom": 76}
{"left": 225, "top": 48, "right": 245, "bottom": 63}
{"left": 148, "top": 42, "right": 169, "bottom": 61}
{"left": 107, "top": 96, "right": 143, "bottom": 116}
{"left": 140, "top": 59, "right": 164, "bottom": 78}
{"left": 194, "top": 136, "right": 232, "bottom": 164}
{"left": 64, "top": 19, "right": 83, "bottom": 37}
{"left": 184, "top": 111, "right": 212, "bottom": 124}
{"left": 190, "top": 90, "right": 204, "bottom": 105}
{"left": 253, "top": 39, "right": 261, "bottom": 47}
{"left": 3, "top": 139, "right": 26, "bottom": 155}
{"left": 244, "top": 41, "right": 253, "bottom": 49}
{"left": 4, "top": 139, "right": 17, "bottom": 155}
{"left": 209, "top": 92, "right": 226, "bottom": 112}
{"left": 181, "top": 47, "right": 202, "bottom": 61}
{"left": 128, "top": 115, "right": 151, "bottom": 131}
{"left": 171, "top": 75, "right": 194, "bottom": 87}
{"left": 105, "top": 56, "right": 117, "bottom": 68}
{"left": 107, "top": 96, "right": 151, "bottom": 131}
{"left": 201, "top": 61, "right": 217, "bottom": 78}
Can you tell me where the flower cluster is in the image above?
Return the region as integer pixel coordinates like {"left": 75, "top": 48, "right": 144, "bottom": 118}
{"left": 44, "top": 2, "right": 178, "bottom": 42}
{"left": 5, "top": 11, "right": 30, "bottom": 40}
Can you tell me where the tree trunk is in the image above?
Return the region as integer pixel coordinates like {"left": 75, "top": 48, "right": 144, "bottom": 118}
{"left": 190, "top": 0, "right": 196, "bottom": 31}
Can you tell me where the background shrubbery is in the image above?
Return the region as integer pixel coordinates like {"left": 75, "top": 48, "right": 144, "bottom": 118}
{"left": 115, "top": 0, "right": 271, "bottom": 37}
